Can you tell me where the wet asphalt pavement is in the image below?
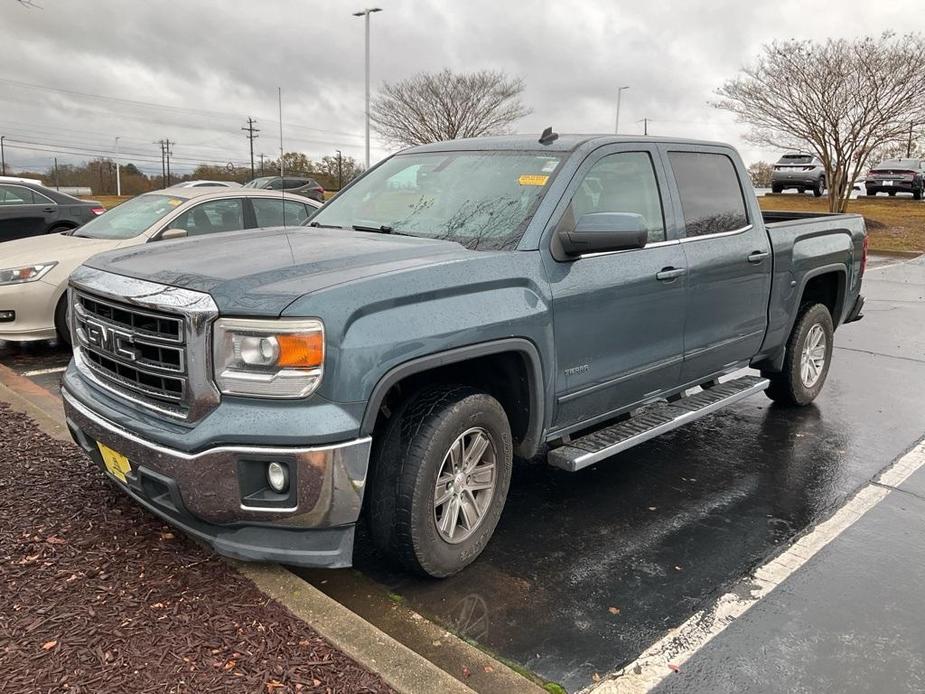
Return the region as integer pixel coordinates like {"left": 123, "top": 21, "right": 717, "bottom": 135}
{"left": 2, "top": 254, "right": 923, "bottom": 693}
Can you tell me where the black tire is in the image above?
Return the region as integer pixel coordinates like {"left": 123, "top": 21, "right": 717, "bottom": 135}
{"left": 54, "top": 295, "right": 71, "bottom": 346}
{"left": 771, "top": 184, "right": 783, "bottom": 194}
{"left": 367, "top": 385, "right": 513, "bottom": 578}
{"left": 762, "top": 303, "right": 834, "bottom": 406}
{"left": 914, "top": 189, "right": 922, "bottom": 201}
{"left": 888, "top": 190, "right": 896, "bottom": 196}
{"left": 813, "top": 177, "right": 825, "bottom": 197}
{"left": 866, "top": 189, "right": 877, "bottom": 197}
{"left": 797, "top": 187, "right": 805, "bottom": 194}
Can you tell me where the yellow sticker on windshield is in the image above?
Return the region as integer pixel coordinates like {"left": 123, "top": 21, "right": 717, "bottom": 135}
{"left": 168, "top": 198, "right": 183, "bottom": 207}
{"left": 518, "top": 174, "right": 549, "bottom": 186}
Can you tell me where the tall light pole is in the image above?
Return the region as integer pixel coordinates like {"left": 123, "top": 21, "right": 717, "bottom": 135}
{"left": 0, "top": 135, "right": 5, "bottom": 176}
{"left": 615, "top": 86, "right": 630, "bottom": 135}
{"left": 353, "top": 7, "right": 382, "bottom": 169}
{"left": 114, "top": 136, "right": 121, "bottom": 196}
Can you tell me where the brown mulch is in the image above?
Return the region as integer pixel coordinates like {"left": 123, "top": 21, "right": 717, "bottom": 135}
{"left": 0, "top": 403, "right": 393, "bottom": 694}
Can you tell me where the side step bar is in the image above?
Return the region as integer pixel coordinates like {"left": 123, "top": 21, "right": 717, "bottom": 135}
{"left": 547, "top": 375, "right": 769, "bottom": 472}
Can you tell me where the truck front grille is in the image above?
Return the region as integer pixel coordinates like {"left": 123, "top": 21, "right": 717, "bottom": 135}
{"left": 72, "top": 290, "right": 190, "bottom": 417}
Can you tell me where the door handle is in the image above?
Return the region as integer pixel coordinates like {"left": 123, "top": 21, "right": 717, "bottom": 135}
{"left": 656, "top": 267, "right": 687, "bottom": 281}
{"left": 747, "top": 251, "right": 770, "bottom": 264}
{"left": 43, "top": 207, "right": 56, "bottom": 213}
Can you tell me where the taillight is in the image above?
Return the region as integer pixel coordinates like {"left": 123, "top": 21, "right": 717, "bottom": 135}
{"left": 860, "top": 234, "right": 869, "bottom": 276}
{"left": 90, "top": 207, "right": 106, "bottom": 216}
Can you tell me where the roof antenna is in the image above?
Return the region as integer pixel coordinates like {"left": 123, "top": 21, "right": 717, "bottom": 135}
{"left": 539, "top": 127, "right": 559, "bottom": 145}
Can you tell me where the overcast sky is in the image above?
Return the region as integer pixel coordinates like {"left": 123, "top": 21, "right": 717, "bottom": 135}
{"left": 2, "top": 0, "right": 922, "bottom": 178}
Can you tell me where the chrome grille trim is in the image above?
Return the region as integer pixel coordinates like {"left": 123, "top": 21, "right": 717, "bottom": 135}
{"left": 69, "top": 266, "right": 220, "bottom": 423}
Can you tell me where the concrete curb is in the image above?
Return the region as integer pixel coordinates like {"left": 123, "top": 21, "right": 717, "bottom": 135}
{"left": 0, "top": 361, "right": 543, "bottom": 694}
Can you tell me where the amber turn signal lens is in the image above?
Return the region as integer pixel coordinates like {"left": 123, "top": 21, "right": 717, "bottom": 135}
{"left": 277, "top": 333, "right": 324, "bottom": 368}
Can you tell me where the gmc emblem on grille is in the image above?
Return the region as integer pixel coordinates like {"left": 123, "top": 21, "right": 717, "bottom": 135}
{"left": 84, "top": 320, "right": 139, "bottom": 362}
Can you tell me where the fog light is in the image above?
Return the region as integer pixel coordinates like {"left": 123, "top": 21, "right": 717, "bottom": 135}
{"left": 266, "top": 462, "right": 289, "bottom": 493}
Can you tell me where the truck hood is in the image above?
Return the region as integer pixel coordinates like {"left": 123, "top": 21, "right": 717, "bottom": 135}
{"left": 83, "top": 227, "right": 480, "bottom": 316}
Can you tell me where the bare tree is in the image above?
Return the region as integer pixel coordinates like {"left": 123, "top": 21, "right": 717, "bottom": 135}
{"left": 747, "top": 161, "right": 775, "bottom": 188}
{"left": 714, "top": 33, "right": 925, "bottom": 212}
{"left": 370, "top": 69, "right": 531, "bottom": 147}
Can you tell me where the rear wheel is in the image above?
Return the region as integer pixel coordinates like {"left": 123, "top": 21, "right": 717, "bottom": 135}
{"left": 763, "top": 303, "right": 834, "bottom": 406}
{"left": 888, "top": 190, "right": 896, "bottom": 196}
{"left": 813, "top": 177, "right": 825, "bottom": 197}
{"left": 866, "top": 188, "right": 877, "bottom": 197}
{"left": 54, "top": 295, "right": 71, "bottom": 346}
{"left": 771, "top": 183, "right": 783, "bottom": 194}
{"left": 367, "top": 385, "right": 513, "bottom": 577}
{"left": 914, "top": 188, "right": 922, "bottom": 201}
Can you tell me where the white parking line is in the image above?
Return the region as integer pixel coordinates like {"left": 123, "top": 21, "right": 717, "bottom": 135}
{"left": 587, "top": 439, "right": 925, "bottom": 694}
{"left": 20, "top": 366, "right": 67, "bottom": 377}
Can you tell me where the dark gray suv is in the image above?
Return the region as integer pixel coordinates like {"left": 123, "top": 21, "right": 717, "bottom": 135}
{"left": 771, "top": 153, "right": 826, "bottom": 196}
{"left": 243, "top": 175, "right": 325, "bottom": 202}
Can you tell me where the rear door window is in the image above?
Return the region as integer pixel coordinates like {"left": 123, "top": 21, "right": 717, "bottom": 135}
{"left": 0, "top": 185, "right": 32, "bottom": 204}
{"left": 252, "top": 198, "right": 311, "bottom": 227}
{"left": 668, "top": 152, "right": 749, "bottom": 237}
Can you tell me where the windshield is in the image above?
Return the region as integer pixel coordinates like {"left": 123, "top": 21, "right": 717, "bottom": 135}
{"left": 74, "top": 194, "right": 185, "bottom": 239}
{"left": 307, "top": 151, "right": 564, "bottom": 251}
{"left": 874, "top": 159, "right": 920, "bottom": 170}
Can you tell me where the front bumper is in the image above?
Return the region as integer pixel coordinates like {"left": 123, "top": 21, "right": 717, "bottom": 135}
{"left": 62, "top": 387, "right": 371, "bottom": 568}
{"left": 0, "top": 279, "right": 60, "bottom": 342}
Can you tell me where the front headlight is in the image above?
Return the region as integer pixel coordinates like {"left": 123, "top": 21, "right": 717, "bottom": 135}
{"left": 0, "top": 262, "right": 58, "bottom": 286}
{"left": 213, "top": 318, "right": 324, "bottom": 398}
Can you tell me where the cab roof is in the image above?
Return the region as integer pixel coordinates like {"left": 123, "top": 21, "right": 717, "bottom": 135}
{"left": 402, "top": 133, "right": 729, "bottom": 154}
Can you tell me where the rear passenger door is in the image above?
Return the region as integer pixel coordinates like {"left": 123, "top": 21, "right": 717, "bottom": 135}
{"left": 165, "top": 198, "right": 246, "bottom": 236}
{"left": 661, "top": 146, "right": 772, "bottom": 383}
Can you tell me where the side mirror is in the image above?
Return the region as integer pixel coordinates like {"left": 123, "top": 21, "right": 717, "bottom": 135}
{"left": 159, "top": 228, "right": 188, "bottom": 241}
{"left": 558, "top": 212, "right": 648, "bottom": 256}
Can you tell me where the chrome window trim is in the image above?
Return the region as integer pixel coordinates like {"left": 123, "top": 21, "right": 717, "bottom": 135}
{"left": 577, "top": 238, "right": 680, "bottom": 260}
{"left": 0, "top": 183, "right": 54, "bottom": 205}
{"left": 679, "top": 223, "right": 753, "bottom": 243}
{"left": 69, "top": 266, "right": 220, "bottom": 423}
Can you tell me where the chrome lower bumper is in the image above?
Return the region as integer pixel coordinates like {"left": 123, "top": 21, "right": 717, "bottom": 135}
{"left": 62, "top": 387, "right": 372, "bottom": 567}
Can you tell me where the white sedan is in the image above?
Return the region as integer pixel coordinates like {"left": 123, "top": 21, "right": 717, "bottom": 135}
{"left": 0, "top": 188, "right": 320, "bottom": 343}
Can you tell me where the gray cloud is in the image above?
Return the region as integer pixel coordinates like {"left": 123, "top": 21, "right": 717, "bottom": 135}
{"left": 2, "top": 0, "right": 920, "bottom": 176}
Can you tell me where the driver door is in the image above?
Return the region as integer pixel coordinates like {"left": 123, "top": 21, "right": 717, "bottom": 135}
{"left": 542, "top": 145, "right": 687, "bottom": 432}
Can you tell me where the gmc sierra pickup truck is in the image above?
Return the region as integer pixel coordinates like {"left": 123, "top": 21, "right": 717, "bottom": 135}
{"left": 61, "top": 133, "right": 867, "bottom": 577}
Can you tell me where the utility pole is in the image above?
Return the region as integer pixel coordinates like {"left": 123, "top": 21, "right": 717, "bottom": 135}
{"left": 54, "top": 157, "right": 59, "bottom": 190}
{"left": 258, "top": 153, "right": 265, "bottom": 176}
{"left": 158, "top": 140, "right": 166, "bottom": 188}
{"left": 336, "top": 149, "right": 343, "bottom": 189}
{"left": 0, "top": 135, "right": 5, "bottom": 176}
{"left": 164, "top": 138, "right": 173, "bottom": 186}
{"left": 114, "top": 136, "right": 121, "bottom": 196}
{"left": 353, "top": 7, "right": 382, "bottom": 169}
{"left": 638, "top": 118, "right": 650, "bottom": 135}
{"left": 242, "top": 117, "right": 260, "bottom": 180}
{"left": 615, "top": 85, "right": 629, "bottom": 134}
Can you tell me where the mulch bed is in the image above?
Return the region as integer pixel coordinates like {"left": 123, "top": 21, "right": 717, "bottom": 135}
{"left": 0, "top": 403, "right": 393, "bottom": 694}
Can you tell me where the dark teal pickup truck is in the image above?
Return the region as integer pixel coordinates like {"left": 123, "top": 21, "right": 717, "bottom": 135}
{"left": 61, "top": 133, "right": 867, "bottom": 577}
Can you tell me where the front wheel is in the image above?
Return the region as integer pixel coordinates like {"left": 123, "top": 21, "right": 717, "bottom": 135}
{"left": 367, "top": 386, "right": 513, "bottom": 577}
{"left": 763, "top": 303, "right": 834, "bottom": 406}
{"left": 54, "top": 295, "right": 71, "bottom": 346}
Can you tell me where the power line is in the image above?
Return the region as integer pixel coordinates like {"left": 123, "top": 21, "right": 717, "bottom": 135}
{"left": 0, "top": 77, "right": 367, "bottom": 140}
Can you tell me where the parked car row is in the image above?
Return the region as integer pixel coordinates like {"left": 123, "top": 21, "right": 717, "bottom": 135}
{"left": 0, "top": 187, "right": 320, "bottom": 344}
{"left": 770, "top": 151, "right": 925, "bottom": 200}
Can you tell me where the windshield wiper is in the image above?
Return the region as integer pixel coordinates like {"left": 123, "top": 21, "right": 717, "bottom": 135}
{"left": 308, "top": 221, "right": 346, "bottom": 229}
{"left": 352, "top": 224, "right": 394, "bottom": 234}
